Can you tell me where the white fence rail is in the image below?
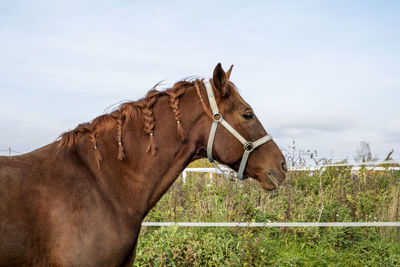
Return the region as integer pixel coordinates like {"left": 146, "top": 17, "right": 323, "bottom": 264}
{"left": 181, "top": 161, "right": 400, "bottom": 182}
{"left": 142, "top": 222, "right": 400, "bottom": 227}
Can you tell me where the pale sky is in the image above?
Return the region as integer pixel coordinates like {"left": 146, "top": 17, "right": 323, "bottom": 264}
{"left": 0, "top": 0, "right": 399, "bottom": 162}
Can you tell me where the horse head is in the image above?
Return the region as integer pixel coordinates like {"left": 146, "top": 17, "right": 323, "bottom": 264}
{"left": 195, "top": 63, "right": 287, "bottom": 190}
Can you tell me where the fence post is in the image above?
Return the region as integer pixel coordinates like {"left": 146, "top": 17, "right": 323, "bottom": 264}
{"left": 182, "top": 171, "right": 187, "bottom": 184}
{"left": 8, "top": 147, "right": 11, "bottom": 156}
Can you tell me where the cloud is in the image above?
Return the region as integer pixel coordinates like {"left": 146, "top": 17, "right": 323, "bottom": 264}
{"left": 257, "top": 108, "right": 400, "bottom": 161}
{"left": 259, "top": 109, "right": 359, "bottom": 137}
{"left": 379, "top": 119, "right": 400, "bottom": 143}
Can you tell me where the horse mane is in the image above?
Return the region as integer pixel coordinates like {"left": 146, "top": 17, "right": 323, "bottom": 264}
{"left": 57, "top": 79, "right": 239, "bottom": 167}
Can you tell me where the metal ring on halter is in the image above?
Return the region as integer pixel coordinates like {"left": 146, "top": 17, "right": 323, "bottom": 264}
{"left": 213, "top": 113, "right": 223, "bottom": 122}
{"left": 243, "top": 141, "right": 255, "bottom": 152}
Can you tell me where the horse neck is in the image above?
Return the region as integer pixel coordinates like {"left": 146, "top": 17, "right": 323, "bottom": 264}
{"left": 77, "top": 84, "right": 209, "bottom": 214}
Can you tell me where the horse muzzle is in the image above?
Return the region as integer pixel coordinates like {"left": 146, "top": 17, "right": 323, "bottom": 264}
{"left": 264, "top": 162, "right": 287, "bottom": 190}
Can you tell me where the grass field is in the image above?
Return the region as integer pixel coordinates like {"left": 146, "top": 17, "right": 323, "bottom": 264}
{"left": 135, "top": 160, "right": 400, "bottom": 266}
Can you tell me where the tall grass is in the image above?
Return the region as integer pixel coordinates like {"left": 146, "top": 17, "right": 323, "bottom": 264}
{"left": 135, "top": 160, "right": 400, "bottom": 266}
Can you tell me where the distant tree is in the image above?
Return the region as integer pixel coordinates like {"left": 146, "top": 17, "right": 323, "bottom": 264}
{"left": 354, "top": 141, "right": 378, "bottom": 162}
{"left": 384, "top": 149, "right": 394, "bottom": 161}
{"left": 282, "top": 140, "right": 307, "bottom": 167}
{"left": 282, "top": 140, "right": 328, "bottom": 167}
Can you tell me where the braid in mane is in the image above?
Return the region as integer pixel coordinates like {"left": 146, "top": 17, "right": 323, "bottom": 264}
{"left": 194, "top": 80, "right": 213, "bottom": 118}
{"left": 143, "top": 90, "right": 159, "bottom": 156}
{"left": 89, "top": 132, "right": 102, "bottom": 169}
{"left": 167, "top": 83, "right": 187, "bottom": 141}
{"left": 115, "top": 101, "right": 144, "bottom": 160}
{"left": 58, "top": 123, "right": 92, "bottom": 149}
{"left": 116, "top": 113, "right": 126, "bottom": 161}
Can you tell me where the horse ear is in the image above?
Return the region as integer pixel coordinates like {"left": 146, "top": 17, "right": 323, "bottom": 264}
{"left": 226, "top": 65, "right": 234, "bottom": 80}
{"left": 212, "top": 63, "right": 228, "bottom": 97}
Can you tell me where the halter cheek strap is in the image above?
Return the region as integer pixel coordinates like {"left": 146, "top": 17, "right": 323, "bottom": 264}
{"left": 203, "top": 80, "right": 272, "bottom": 181}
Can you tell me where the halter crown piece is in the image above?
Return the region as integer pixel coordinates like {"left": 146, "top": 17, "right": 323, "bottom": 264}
{"left": 203, "top": 80, "right": 272, "bottom": 181}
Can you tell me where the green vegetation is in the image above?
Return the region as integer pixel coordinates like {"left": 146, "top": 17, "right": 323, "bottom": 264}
{"left": 135, "top": 160, "right": 400, "bottom": 266}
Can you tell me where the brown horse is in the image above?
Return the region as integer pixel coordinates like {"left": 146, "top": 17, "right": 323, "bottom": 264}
{"left": 0, "top": 64, "right": 286, "bottom": 266}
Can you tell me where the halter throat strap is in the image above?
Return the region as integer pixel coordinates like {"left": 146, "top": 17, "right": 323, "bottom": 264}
{"left": 203, "top": 80, "right": 272, "bottom": 181}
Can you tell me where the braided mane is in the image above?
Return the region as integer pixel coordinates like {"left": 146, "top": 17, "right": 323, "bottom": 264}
{"left": 58, "top": 79, "right": 240, "bottom": 168}
{"left": 58, "top": 80, "right": 193, "bottom": 165}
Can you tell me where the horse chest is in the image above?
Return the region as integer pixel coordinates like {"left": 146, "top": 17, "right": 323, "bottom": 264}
{"left": 44, "top": 196, "right": 141, "bottom": 266}
{"left": 51, "top": 225, "right": 137, "bottom": 266}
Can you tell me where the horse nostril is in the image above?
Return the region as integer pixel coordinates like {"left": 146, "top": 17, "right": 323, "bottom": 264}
{"left": 266, "top": 172, "right": 279, "bottom": 189}
{"left": 281, "top": 161, "right": 288, "bottom": 173}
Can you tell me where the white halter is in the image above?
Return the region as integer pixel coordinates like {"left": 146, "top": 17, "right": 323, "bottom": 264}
{"left": 204, "top": 80, "right": 272, "bottom": 181}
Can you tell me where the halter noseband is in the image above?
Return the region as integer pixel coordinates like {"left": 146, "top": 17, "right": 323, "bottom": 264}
{"left": 203, "top": 80, "right": 272, "bottom": 181}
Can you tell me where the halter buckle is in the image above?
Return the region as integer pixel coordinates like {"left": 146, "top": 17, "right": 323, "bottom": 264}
{"left": 243, "top": 141, "right": 255, "bottom": 152}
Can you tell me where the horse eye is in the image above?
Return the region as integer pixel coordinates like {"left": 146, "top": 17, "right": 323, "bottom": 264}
{"left": 242, "top": 112, "right": 253, "bottom": 120}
